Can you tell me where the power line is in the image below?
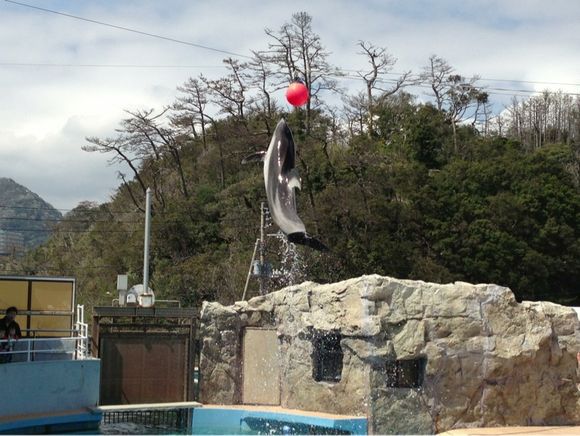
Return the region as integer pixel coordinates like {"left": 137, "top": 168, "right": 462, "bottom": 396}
{"left": 0, "top": 216, "right": 140, "bottom": 224}
{"left": 0, "top": 222, "right": 256, "bottom": 233}
{"left": 4, "top": 1, "right": 579, "bottom": 92}
{"left": 478, "top": 77, "right": 580, "bottom": 88}
{"left": 0, "top": 228, "right": 141, "bottom": 233}
{"left": 4, "top": 0, "right": 252, "bottom": 59}
{"left": 2, "top": 3, "right": 577, "bottom": 98}
{"left": 0, "top": 62, "right": 227, "bottom": 69}
{"left": 0, "top": 216, "right": 252, "bottom": 225}
{"left": 0, "top": 204, "right": 140, "bottom": 214}
{"left": 0, "top": 216, "right": 142, "bottom": 225}
{"left": 0, "top": 205, "right": 258, "bottom": 221}
{"left": 331, "top": 73, "right": 580, "bottom": 98}
{"left": 3, "top": 60, "right": 580, "bottom": 94}
{"left": 339, "top": 68, "right": 580, "bottom": 88}
{"left": 336, "top": 71, "right": 580, "bottom": 97}
{"left": 0, "top": 265, "right": 122, "bottom": 273}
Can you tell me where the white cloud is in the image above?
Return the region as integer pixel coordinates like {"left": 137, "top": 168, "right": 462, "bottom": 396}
{"left": 0, "top": 0, "right": 579, "bottom": 209}
{"left": 0, "top": 118, "right": 121, "bottom": 210}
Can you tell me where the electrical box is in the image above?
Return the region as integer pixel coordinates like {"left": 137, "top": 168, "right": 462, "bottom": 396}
{"left": 117, "top": 274, "right": 129, "bottom": 306}
{"left": 117, "top": 275, "right": 128, "bottom": 291}
{"left": 252, "top": 261, "right": 272, "bottom": 277}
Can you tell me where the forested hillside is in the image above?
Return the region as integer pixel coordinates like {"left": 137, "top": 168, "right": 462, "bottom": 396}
{"left": 15, "top": 13, "right": 580, "bottom": 311}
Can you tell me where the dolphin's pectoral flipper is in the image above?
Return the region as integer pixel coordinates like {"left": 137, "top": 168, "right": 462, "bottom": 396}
{"left": 288, "top": 232, "right": 329, "bottom": 251}
{"left": 288, "top": 168, "right": 301, "bottom": 190}
{"left": 242, "top": 151, "right": 266, "bottom": 164}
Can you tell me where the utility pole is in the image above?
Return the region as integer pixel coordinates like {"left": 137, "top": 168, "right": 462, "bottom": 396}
{"left": 241, "top": 201, "right": 270, "bottom": 301}
{"left": 259, "top": 201, "right": 266, "bottom": 295}
{"left": 242, "top": 239, "right": 260, "bottom": 301}
{"left": 143, "top": 188, "right": 151, "bottom": 293}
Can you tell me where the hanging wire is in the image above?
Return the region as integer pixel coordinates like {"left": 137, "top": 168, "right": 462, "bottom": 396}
{"left": 3, "top": 0, "right": 252, "bottom": 59}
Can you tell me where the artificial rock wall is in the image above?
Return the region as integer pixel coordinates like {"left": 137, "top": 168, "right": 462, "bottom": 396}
{"left": 199, "top": 275, "right": 580, "bottom": 434}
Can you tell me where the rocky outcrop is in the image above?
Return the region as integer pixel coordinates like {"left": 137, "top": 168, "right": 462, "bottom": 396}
{"left": 199, "top": 275, "right": 580, "bottom": 434}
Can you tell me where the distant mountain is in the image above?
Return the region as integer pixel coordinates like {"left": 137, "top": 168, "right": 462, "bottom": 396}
{"left": 0, "top": 178, "right": 62, "bottom": 252}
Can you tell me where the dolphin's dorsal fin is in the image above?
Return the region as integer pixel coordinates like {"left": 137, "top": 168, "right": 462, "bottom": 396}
{"left": 288, "top": 168, "right": 301, "bottom": 190}
{"left": 241, "top": 151, "right": 266, "bottom": 164}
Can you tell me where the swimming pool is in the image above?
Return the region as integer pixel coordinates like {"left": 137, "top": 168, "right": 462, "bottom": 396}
{"left": 191, "top": 406, "right": 367, "bottom": 435}
{"left": 96, "top": 403, "right": 367, "bottom": 435}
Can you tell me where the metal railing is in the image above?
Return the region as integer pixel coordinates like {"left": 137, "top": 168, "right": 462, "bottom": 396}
{"left": 75, "top": 304, "right": 89, "bottom": 359}
{"left": 0, "top": 304, "right": 89, "bottom": 363}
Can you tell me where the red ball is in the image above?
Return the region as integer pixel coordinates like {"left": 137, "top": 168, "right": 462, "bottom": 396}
{"left": 286, "top": 81, "right": 309, "bottom": 107}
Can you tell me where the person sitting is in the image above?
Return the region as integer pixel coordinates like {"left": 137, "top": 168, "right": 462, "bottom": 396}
{"left": 0, "top": 307, "right": 21, "bottom": 363}
{"left": 0, "top": 326, "right": 7, "bottom": 363}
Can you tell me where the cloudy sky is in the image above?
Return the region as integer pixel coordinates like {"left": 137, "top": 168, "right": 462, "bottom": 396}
{"left": 1, "top": 0, "right": 579, "bottom": 210}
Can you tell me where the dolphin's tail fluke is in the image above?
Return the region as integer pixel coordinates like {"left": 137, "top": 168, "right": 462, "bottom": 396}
{"left": 288, "top": 232, "right": 329, "bottom": 251}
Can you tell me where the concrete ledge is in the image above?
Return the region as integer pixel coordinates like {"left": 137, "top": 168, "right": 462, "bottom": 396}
{"left": 94, "top": 401, "right": 202, "bottom": 412}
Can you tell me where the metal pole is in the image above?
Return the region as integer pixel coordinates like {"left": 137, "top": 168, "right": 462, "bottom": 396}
{"left": 259, "top": 202, "right": 265, "bottom": 295}
{"left": 242, "top": 239, "right": 260, "bottom": 301}
{"left": 143, "top": 188, "right": 152, "bottom": 294}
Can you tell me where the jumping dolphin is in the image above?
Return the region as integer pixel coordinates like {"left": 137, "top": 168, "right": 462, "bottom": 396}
{"left": 243, "top": 119, "right": 327, "bottom": 251}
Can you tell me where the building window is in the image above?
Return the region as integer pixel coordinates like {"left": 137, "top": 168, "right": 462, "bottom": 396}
{"left": 312, "top": 331, "right": 343, "bottom": 382}
{"left": 385, "top": 358, "right": 426, "bottom": 388}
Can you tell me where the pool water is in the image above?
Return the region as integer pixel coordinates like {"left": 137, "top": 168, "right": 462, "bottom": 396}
{"left": 187, "top": 424, "right": 256, "bottom": 435}
{"left": 99, "top": 421, "right": 351, "bottom": 435}
{"left": 99, "top": 421, "right": 188, "bottom": 434}
{"left": 98, "top": 421, "right": 291, "bottom": 435}
{"left": 96, "top": 406, "right": 367, "bottom": 435}
{"left": 191, "top": 407, "right": 366, "bottom": 435}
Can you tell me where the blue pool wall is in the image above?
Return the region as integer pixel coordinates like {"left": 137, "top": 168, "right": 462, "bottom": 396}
{"left": 1, "top": 359, "right": 100, "bottom": 417}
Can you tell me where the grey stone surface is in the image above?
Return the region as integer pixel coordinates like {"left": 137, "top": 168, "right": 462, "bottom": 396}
{"left": 199, "top": 275, "right": 580, "bottom": 434}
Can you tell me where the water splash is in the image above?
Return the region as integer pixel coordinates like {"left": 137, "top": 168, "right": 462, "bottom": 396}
{"left": 271, "top": 231, "right": 306, "bottom": 287}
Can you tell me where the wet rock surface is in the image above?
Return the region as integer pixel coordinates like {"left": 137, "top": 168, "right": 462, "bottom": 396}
{"left": 199, "top": 275, "right": 580, "bottom": 434}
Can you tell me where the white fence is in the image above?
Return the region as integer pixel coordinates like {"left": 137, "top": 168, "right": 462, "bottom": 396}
{"left": 0, "top": 304, "right": 89, "bottom": 363}
{"left": 75, "top": 304, "right": 89, "bottom": 359}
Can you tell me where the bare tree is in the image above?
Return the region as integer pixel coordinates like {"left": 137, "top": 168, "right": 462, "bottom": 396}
{"left": 445, "top": 77, "right": 488, "bottom": 152}
{"left": 117, "top": 172, "right": 145, "bottom": 212}
{"left": 356, "top": 41, "right": 411, "bottom": 135}
{"left": 123, "top": 109, "right": 189, "bottom": 200}
{"left": 504, "top": 91, "right": 579, "bottom": 150}
{"left": 343, "top": 91, "right": 368, "bottom": 137}
{"left": 490, "top": 111, "right": 507, "bottom": 137}
{"left": 83, "top": 136, "right": 146, "bottom": 196}
{"left": 83, "top": 109, "right": 191, "bottom": 210}
{"left": 247, "top": 51, "right": 280, "bottom": 136}
{"left": 421, "top": 56, "right": 486, "bottom": 153}
{"left": 82, "top": 132, "right": 146, "bottom": 212}
{"left": 264, "top": 12, "right": 338, "bottom": 133}
{"left": 505, "top": 97, "right": 523, "bottom": 142}
{"left": 203, "top": 58, "right": 250, "bottom": 128}
{"left": 171, "top": 77, "right": 216, "bottom": 150}
{"left": 421, "top": 55, "right": 454, "bottom": 111}
{"left": 174, "top": 60, "right": 256, "bottom": 190}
